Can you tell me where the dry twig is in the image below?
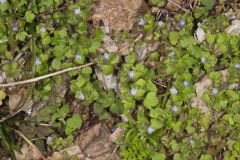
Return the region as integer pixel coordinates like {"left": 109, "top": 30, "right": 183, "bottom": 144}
{"left": 14, "top": 129, "right": 46, "bottom": 160}
{"left": 0, "top": 63, "right": 94, "bottom": 88}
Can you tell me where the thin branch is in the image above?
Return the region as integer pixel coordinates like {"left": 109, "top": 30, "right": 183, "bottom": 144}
{"left": 0, "top": 39, "right": 8, "bottom": 44}
{"left": 168, "top": 0, "right": 190, "bottom": 13}
{"left": 152, "top": 80, "right": 167, "bottom": 88}
{"left": 14, "top": 129, "right": 46, "bottom": 160}
{"left": 0, "top": 96, "right": 32, "bottom": 123}
{"left": 0, "top": 63, "right": 94, "bottom": 88}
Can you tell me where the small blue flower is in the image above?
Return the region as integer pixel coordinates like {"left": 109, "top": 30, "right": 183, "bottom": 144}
{"left": 35, "top": 58, "right": 42, "bottom": 66}
{"left": 147, "top": 126, "right": 155, "bottom": 134}
{"left": 130, "top": 88, "right": 137, "bottom": 96}
{"left": 74, "top": 8, "right": 81, "bottom": 15}
{"left": 172, "top": 105, "right": 178, "bottom": 113}
{"left": 0, "top": 0, "right": 6, "bottom": 4}
{"left": 40, "top": 27, "right": 46, "bottom": 33}
{"left": 212, "top": 88, "right": 218, "bottom": 95}
{"left": 170, "top": 87, "right": 178, "bottom": 95}
{"left": 168, "top": 51, "right": 175, "bottom": 58}
{"left": 111, "top": 126, "right": 118, "bottom": 132}
{"left": 12, "top": 26, "right": 18, "bottom": 32}
{"left": 201, "top": 57, "right": 207, "bottom": 63}
{"left": 138, "top": 18, "right": 146, "bottom": 26}
{"left": 47, "top": 136, "right": 52, "bottom": 142}
{"left": 128, "top": 71, "right": 135, "bottom": 79}
{"left": 183, "top": 81, "right": 189, "bottom": 87}
{"left": 103, "top": 52, "right": 110, "bottom": 60}
{"left": 189, "top": 139, "right": 195, "bottom": 145}
{"left": 79, "top": 92, "right": 85, "bottom": 100}
{"left": 234, "top": 63, "right": 240, "bottom": 69}
{"left": 179, "top": 20, "right": 186, "bottom": 26}
{"left": 75, "top": 54, "right": 82, "bottom": 60}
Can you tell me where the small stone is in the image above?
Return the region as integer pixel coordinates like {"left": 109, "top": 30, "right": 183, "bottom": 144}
{"left": 138, "top": 18, "right": 146, "bottom": 26}
{"left": 75, "top": 54, "right": 82, "bottom": 60}
{"left": 130, "top": 88, "right": 137, "bottom": 96}
{"left": 168, "top": 51, "right": 175, "bottom": 58}
{"left": 172, "top": 105, "right": 178, "bottom": 112}
{"left": 35, "top": 58, "right": 42, "bottom": 66}
{"left": 128, "top": 71, "right": 135, "bottom": 79}
{"left": 234, "top": 63, "right": 240, "bottom": 69}
{"left": 12, "top": 26, "right": 18, "bottom": 32}
{"left": 201, "top": 57, "right": 207, "bottom": 63}
{"left": 212, "top": 88, "right": 218, "bottom": 95}
{"left": 170, "top": 87, "right": 178, "bottom": 95}
{"left": 74, "top": 8, "right": 81, "bottom": 15}
{"left": 103, "top": 52, "right": 110, "bottom": 60}
{"left": 40, "top": 27, "right": 46, "bottom": 33}
{"left": 79, "top": 92, "right": 85, "bottom": 100}
{"left": 147, "top": 126, "right": 155, "bottom": 134}
{"left": 183, "top": 81, "right": 189, "bottom": 87}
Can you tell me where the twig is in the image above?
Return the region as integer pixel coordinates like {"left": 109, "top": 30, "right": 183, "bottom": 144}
{"left": 168, "top": 0, "right": 190, "bottom": 13}
{"left": 0, "top": 96, "right": 32, "bottom": 123}
{"left": 0, "top": 63, "right": 94, "bottom": 88}
{"left": 152, "top": 80, "right": 167, "bottom": 88}
{"left": 110, "top": 146, "right": 119, "bottom": 160}
{"left": 0, "top": 39, "right": 8, "bottom": 44}
{"left": 14, "top": 129, "right": 46, "bottom": 160}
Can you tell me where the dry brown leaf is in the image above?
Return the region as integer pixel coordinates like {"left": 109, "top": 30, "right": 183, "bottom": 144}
{"left": 110, "top": 128, "right": 125, "bottom": 142}
{"left": 226, "top": 20, "right": 240, "bottom": 35}
{"left": 191, "top": 69, "right": 238, "bottom": 112}
{"left": 74, "top": 123, "right": 120, "bottom": 159}
{"left": 92, "top": 0, "right": 143, "bottom": 31}
{"left": 135, "top": 43, "right": 147, "bottom": 61}
{"left": 167, "top": 0, "right": 183, "bottom": 12}
{"left": 95, "top": 68, "right": 117, "bottom": 91}
{"left": 195, "top": 27, "right": 206, "bottom": 43}
{"left": 103, "top": 35, "right": 119, "bottom": 53}
{"left": 14, "top": 144, "right": 42, "bottom": 160}
{"left": 8, "top": 88, "right": 28, "bottom": 111}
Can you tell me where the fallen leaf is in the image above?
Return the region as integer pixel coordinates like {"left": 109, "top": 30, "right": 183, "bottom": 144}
{"left": 190, "top": 97, "right": 209, "bottom": 113}
{"left": 103, "top": 35, "right": 118, "bottom": 53}
{"left": 195, "top": 76, "right": 212, "bottom": 98}
{"left": 75, "top": 123, "right": 120, "bottom": 159}
{"left": 226, "top": 20, "right": 240, "bottom": 35}
{"left": 110, "top": 128, "right": 125, "bottom": 142}
{"left": 191, "top": 69, "right": 237, "bottom": 112}
{"left": 166, "top": 0, "right": 183, "bottom": 12}
{"left": 118, "top": 40, "right": 133, "bottom": 56}
{"left": 147, "top": 41, "right": 160, "bottom": 52}
{"left": 195, "top": 27, "right": 206, "bottom": 43}
{"left": 92, "top": 0, "right": 143, "bottom": 31}
{"left": 95, "top": 68, "right": 117, "bottom": 91}
{"left": 135, "top": 43, "right": 148, "bottom": 61}
{"left": 14, "top": 144, "right": 42, "bottom": 160}
{"left": 8, "top": 88, "right": 28, "bottom": 111}
{"left": 9, "top": 94, "right": 22, "bottom": 110}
